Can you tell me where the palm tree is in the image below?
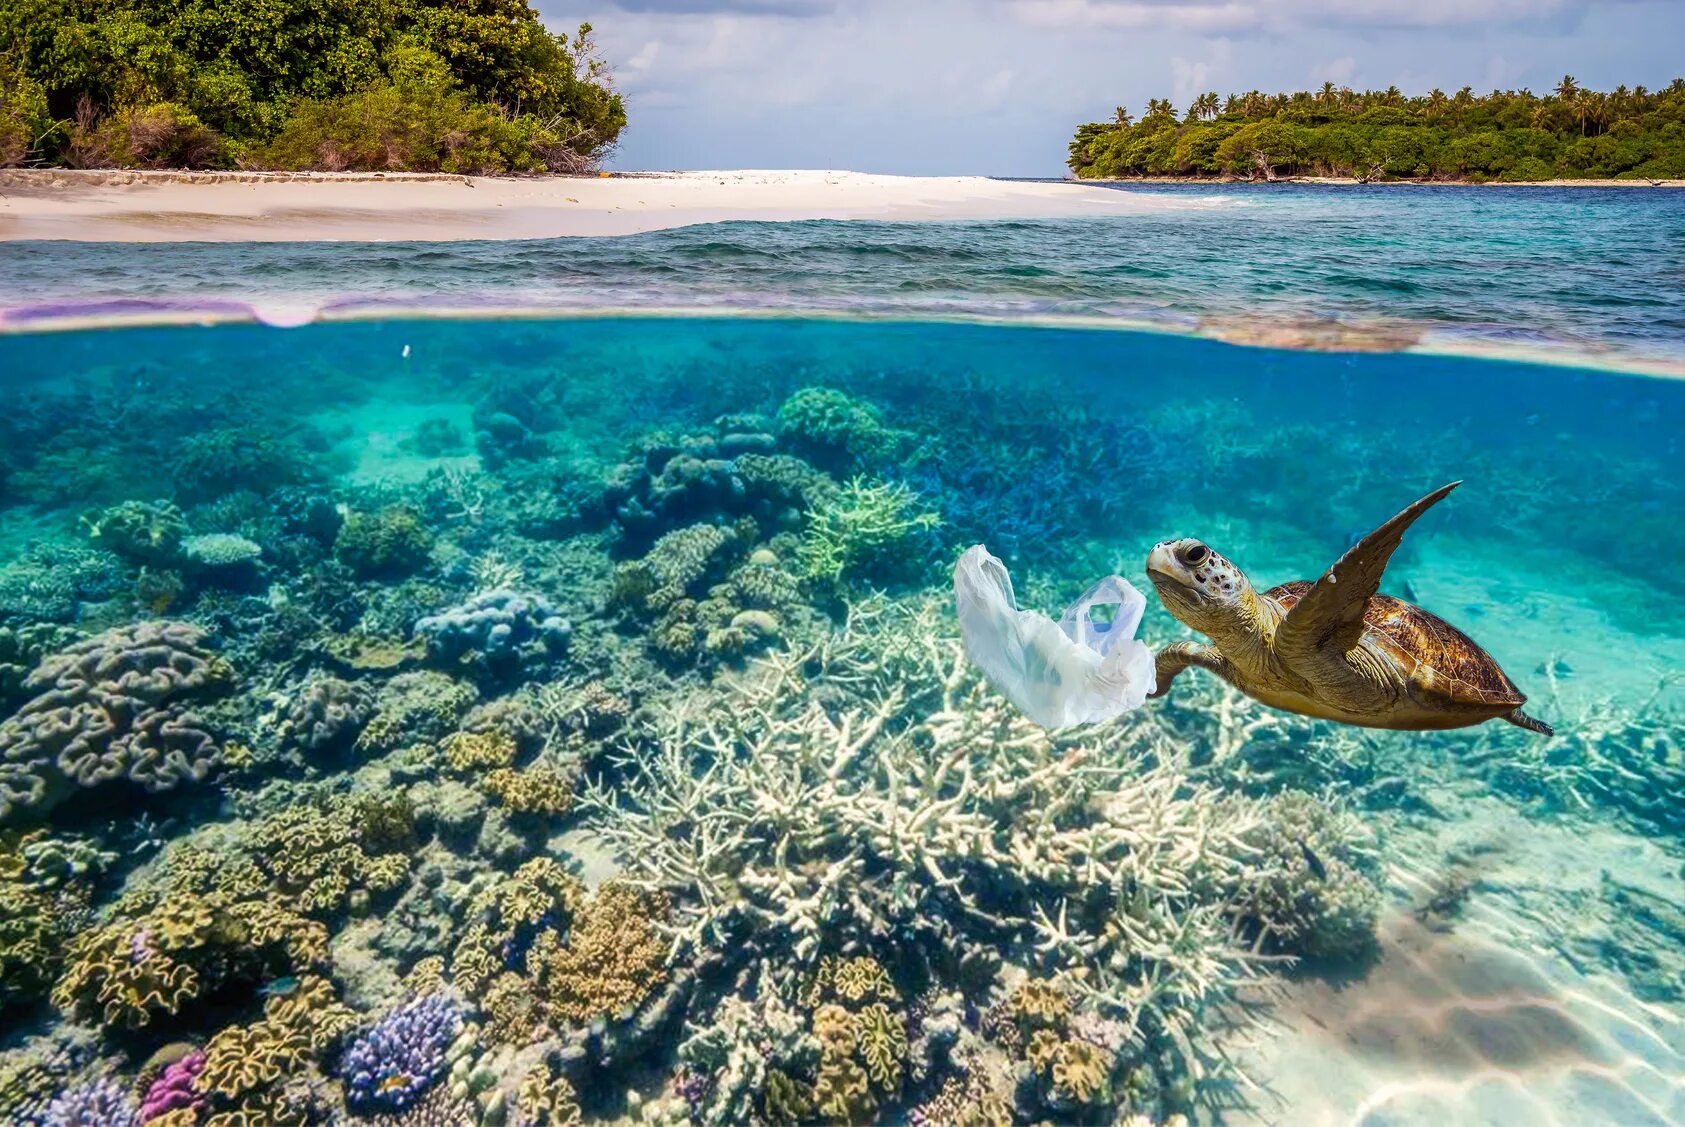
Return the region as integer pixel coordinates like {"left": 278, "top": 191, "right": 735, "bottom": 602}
{"left": 1318, "top": 80, "right": 1337, "bottom": 106}
{"left": 1425, "top": 88, "right": 1447, "bottom": 120}
{"left": 1113, "top": 105, "right": 1132, "bottom": 126}
{"left": 1382, "top": 84, "right": 1403, "bottom": 107}
{"left": 1555, "top": 74, "right": 1580, "bottom": 102}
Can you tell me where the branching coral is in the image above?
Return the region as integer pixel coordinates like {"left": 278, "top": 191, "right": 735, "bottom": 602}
{"left": 0, "top": 622, "right": 231, "bottom": 826}
{"left": 340, "top": 993, "right": 464, "bottom": 1113}
{"left": 530, "top": 880, "right": 670, "bottom": 1026}
{"left": 1230, "top": 790, "right": 1382, "bottom": 961}
{"left": 41, "top": 1077, "right": 141, "bottom": 1127}
{"left": 581, "top": 598, "right": 1288, "bottom": 1096}
{"left": 798, "top": 477, "right": 941, "bottom": 589}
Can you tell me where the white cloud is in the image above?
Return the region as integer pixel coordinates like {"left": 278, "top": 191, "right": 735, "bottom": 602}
{"left": 1005, "top": 0, "right": 1600, "bottom": 32}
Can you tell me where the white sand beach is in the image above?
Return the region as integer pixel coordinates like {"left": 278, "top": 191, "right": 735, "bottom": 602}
{"left": 0, "top": 168, "right": 1200, "bottom": 243}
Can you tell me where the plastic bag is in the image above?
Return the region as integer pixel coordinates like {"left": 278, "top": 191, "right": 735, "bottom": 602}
{"left": 953, "top": 544, "right": 1155, "bottom": 729}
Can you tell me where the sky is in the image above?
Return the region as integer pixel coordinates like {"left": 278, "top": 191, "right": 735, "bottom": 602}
{"left": 540, "top": 0, "right": 1685, "bottom": 176}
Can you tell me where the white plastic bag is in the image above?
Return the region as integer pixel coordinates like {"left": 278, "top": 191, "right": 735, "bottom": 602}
{"left": 953, "top": 544, "right": 1156, "bottom": 729}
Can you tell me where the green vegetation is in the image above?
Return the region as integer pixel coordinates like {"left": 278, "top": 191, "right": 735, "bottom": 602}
{"left": 0, "top": 0, "right": 625, "bottom": 173}
{"left": 1069, "top": 77, "right": 1685, "bottom": 183}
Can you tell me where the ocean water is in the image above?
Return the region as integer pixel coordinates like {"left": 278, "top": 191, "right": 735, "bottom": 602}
{"left": 4, "top": 184, "right": 1684, "bottom": 371}
{"left": 2, "top": 190, "right": 1685, "bottom": 1126}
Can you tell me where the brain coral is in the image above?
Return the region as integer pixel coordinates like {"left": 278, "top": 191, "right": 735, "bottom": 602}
{"left": 0, "top": 622, "right": 232, "bottom": 826}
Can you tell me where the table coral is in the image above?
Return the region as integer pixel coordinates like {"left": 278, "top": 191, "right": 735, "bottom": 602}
{"left": 0, "top": 621, "right": 231, "bottom": 826}
{"left": 340, "top": 993, "right": 464, "bottom": 1114}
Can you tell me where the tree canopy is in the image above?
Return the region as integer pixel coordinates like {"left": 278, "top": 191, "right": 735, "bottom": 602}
{"left": 0, "top": 0, "right": 627, "bottom": 173}
{"left": 1069, "top": 78, "right": 1685, "bottom": 182}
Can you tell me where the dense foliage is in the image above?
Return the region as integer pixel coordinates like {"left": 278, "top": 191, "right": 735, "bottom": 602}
{"left": 1069, "top": 77, "right": 1685, "bottom": 182}
{"left": 0, "top": 0, "right": 625, "bottom": 173}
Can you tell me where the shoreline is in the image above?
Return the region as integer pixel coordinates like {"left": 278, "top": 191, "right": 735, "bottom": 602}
{"left": 2, "top": 299, "right": 1680, "bottom": 383}
{"left": 1078, "top": 174, "right": 1685, "bottom": 187}
{"left": 0, "top": 168, "right": 1201, "bottom": 243}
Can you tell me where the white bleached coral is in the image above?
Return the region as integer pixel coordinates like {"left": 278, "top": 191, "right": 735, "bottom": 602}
{"left": 580, "top": 597, "right": 1282, "bottom": 1089}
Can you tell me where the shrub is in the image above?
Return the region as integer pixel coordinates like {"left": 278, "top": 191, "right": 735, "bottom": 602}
{"left": 67, "top": 100, "right": 223, "bottom": 169}
{"left": 0, "top": 59, "right": 52, "bottom": 167}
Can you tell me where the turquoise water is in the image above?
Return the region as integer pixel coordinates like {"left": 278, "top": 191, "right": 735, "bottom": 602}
{"left": 2, "top": 201, "right": 1685, "bottom": 1125}
{"left": 4, "top": 185, "right": 1684, "bottom": 369}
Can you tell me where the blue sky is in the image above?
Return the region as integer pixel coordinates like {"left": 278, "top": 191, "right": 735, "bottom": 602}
{"left": 540, "top": 0, "right": 1685, "bottom": 175}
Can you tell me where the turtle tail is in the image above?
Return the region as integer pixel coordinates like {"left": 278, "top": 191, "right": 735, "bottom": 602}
{"left": 1503, "top": 709, "right": 1554, "bottom": 737}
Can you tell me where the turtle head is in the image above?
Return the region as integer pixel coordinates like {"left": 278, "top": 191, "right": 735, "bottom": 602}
{"left": 1146, "top": 539, "right": 1254, "bottom": 636}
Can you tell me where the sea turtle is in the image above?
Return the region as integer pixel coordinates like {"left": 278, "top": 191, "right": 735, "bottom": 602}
{"left": 1145, "top": 482, "right": 1551, "bottom": 735}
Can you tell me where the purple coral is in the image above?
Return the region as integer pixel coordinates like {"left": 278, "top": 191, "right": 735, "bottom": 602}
{"left": 0, "top": 622, "right": 229, "bottom": 826}
{"left": 42, "top": 1077, "right": 142, "bottom": 1127}
{"left": 339, "top": 994, "right": 464, "bottom": 1113}
{"left": 140, "top": 1050, "right": 205, "bottom": 1122}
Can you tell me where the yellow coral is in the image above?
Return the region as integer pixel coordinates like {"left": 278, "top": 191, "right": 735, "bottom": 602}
{"left": 1004, "top": 978, "right": 1070, "bottom": 1031}
{"left": 52, "top": 894, "right": 325, "bottom": 1030}
{"left": 449, "top": 858, "right": 583, "bottom": 999}
{"left": 853, "top": 1002, "right": 906, "bottom": 1091}
{"left": 812, "top": 1052, "right": 875, "bottom": 1125}
{"left": 195, "top": 975, "right": 354, "bottom": 1108}
{"left": 1048, "top": 1039, "right": 1111, "bottom": 1106}
{"left": 534, "top": 881, "right": 670, "bottom": 1025}
{"left": 516, "top": 1062, "right": 582, "bottom": 1127}
{"left": 442, "top": 727, "right": 517, "bottom": 772}
{"left": 484, "top": 764, "right": 576, "bottom": 816}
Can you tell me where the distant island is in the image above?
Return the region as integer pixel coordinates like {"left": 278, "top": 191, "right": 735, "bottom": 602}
{"left": 1069, "top": 78, "right": 1685, "bottom": 183}
{"left": 0, "top": 0, "right": 625, "bottom": 174}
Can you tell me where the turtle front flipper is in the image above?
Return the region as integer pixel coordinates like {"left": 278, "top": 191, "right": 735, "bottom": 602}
{"left": 1150, "top": 642, "right": 1235, "bottom": 698}
{"left": 1276, "top": 481, "right": 1460, "bottom": 668}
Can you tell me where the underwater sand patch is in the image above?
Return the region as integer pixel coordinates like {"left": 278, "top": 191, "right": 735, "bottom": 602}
{"left": 1196, "top": 314, "right": 1423, "bottom": 353}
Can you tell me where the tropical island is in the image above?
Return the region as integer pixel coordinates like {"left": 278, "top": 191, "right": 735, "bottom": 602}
{"left": 0, "top": 0, "right": 625, "bottom": 173}
{"left": 1069, "top": 77, "right": 1685, "bottom": 183}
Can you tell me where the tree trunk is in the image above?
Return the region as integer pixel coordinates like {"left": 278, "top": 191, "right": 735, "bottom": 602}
{"left": 1252, "top": 149, "right": 1277, "bottom": 182}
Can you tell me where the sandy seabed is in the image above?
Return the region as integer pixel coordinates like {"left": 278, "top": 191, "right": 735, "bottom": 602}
{"left": 0, "top": 168, "right": 1202, "bottom": 243}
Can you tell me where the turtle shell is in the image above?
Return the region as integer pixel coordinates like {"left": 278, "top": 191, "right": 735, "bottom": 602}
{"left": 1268, "top": 582, "right": 1525, "bottom": 708}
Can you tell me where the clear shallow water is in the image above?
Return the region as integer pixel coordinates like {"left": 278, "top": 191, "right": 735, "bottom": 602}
{"left": 3, "top": 184, "right": 1684, "bottom": 370}
{"left": 1, "top": 309, "right": 1684, "bottom": 1117}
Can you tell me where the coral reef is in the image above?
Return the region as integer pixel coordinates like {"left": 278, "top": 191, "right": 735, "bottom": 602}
{"left": 414, "top": 590, "right": 570, "bottom": 678}
{"left": 190, "top": 973, "right": 357, "bottom": 1122}
{"left": 0, "top": 622, "right": 232, "bottom": 825}
{"left": 775, "top": 387, "right": 905, "bottom": 473}
{"left": 1232, "top": 790, "right": 1382, "bottom": 961}
{"left": 336, "top": 506, "right": 436, "bottom": 578}
{"left": 340, "top": 993, "right": 464, "bottom": 1113}
{"left": 139, "top": 1049, "right": 205, "bottom": 1122}
{"left": 52, "top": 891, "right": 327, "bottom": 1029}
{"left": 82, "top": 501, "right": 188, "bottom": 567}
{"left": 798, "top": 477, "right": 941, "bottom": 589}
{"left": 277, "top": 676, "right": 375, "bottom": 758}
{"left": 40, "top": 1077, "right": 141, "bottom": 1127}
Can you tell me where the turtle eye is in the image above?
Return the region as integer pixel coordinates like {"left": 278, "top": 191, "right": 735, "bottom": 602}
{"left": 1182, "top": 544, "right": 1210, "bottom": 567}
